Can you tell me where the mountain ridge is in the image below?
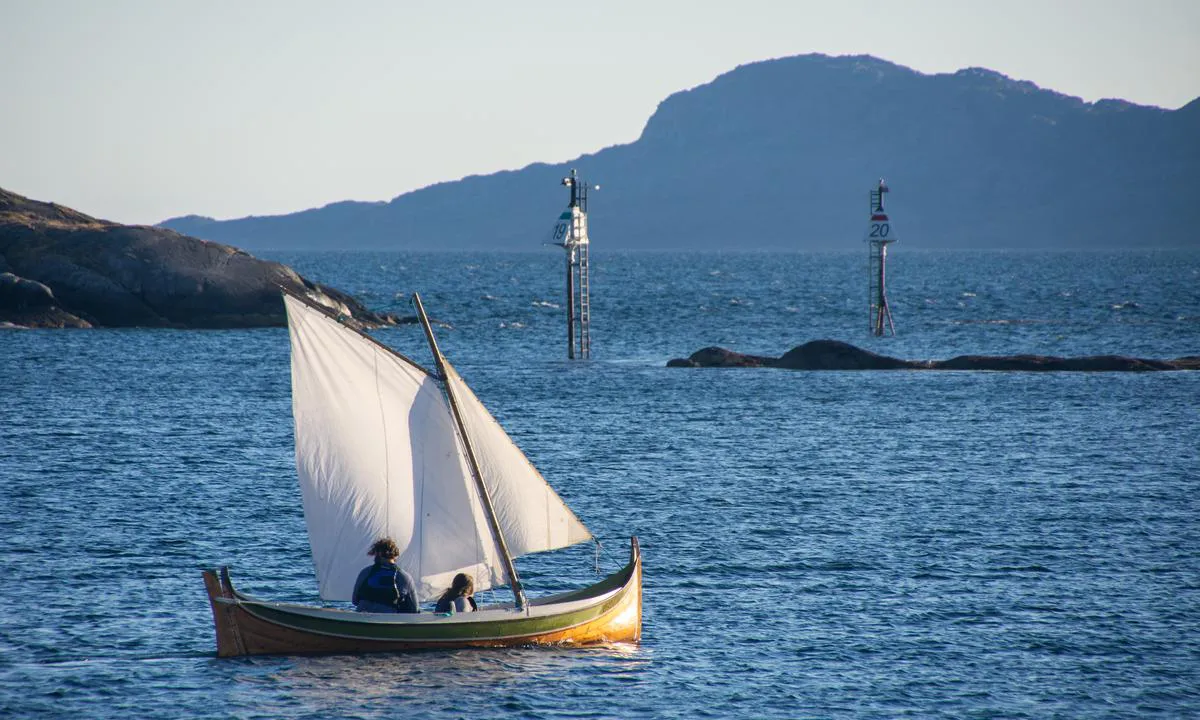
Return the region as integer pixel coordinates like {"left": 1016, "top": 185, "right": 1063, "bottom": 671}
{"left": 159, "top": 53, "right": 1199, "bottom": 251}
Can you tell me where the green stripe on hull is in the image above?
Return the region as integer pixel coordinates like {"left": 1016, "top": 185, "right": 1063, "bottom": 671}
{"left": 238, "top": 559, "right": 635, "bottom": 643}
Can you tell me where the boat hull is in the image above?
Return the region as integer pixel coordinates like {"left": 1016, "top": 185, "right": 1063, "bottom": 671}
{"left": 203, "top": 538, "right": 642, "bottom": 657}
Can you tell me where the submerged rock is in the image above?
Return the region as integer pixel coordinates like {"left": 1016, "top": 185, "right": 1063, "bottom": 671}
{"left": 0, "top": 187, "right": 398, "bottom": 329}
{"left": 668, "top": 341, "right": 1198, "bottom": 372}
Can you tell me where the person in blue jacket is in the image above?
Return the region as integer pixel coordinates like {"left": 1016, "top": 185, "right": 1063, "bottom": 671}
{"left": 352, "top": 538, "right": 418, "bottom": 613}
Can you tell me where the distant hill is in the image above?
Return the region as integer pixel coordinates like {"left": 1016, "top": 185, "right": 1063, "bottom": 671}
{"left": 161, "top": 54, "right": 1200, "bottom": 250}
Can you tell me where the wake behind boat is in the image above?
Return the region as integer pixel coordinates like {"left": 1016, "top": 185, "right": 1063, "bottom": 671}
{"left": 202, "top": 290, "right": 641, "bottom": 656}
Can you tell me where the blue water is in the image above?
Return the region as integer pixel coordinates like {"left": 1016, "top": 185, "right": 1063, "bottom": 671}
{"left": 2, "top": 250, "right": 1198, "bottom": 718}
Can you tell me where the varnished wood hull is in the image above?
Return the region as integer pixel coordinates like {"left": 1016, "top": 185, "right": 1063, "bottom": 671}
{"left": 203, "top": 538, "right": 642, "bottom": 657}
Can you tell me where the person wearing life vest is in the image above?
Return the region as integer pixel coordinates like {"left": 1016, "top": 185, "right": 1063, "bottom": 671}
{"left": 352, "top": 537, "right": 419, "bottom": 613}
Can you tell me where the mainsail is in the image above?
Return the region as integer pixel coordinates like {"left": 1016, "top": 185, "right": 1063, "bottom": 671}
{"left": 283, "top": 294, "right": 591, "bottom": 604}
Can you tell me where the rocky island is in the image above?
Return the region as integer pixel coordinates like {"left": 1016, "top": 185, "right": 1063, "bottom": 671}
{"left": 667, "top": 340, "right": 1200, "bottom": 372}
{"left": 0, "top": 188, "right": 396, "bottom": 329}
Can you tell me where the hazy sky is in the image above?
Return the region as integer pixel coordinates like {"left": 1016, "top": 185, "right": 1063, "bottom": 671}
{"left": 2, "top": 1, "right": 1198, "bottom": 225}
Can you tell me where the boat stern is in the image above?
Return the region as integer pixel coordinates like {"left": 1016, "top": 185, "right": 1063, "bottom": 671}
{"left": 202, "top": 567, "right": 248, "bottom": 657}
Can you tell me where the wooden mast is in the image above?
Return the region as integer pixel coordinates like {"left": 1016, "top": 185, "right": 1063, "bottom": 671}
{"left": 410, "top": 292, "right": 529, "bottom": 611}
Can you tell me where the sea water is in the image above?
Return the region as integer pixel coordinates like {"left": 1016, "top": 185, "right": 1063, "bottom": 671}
{"left": 1, "top": 250, "right": 1197, "bottom": 718}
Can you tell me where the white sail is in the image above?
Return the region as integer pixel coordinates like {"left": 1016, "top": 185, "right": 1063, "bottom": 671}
{"left": 441, "top": 360, "right": 593, "bottom": 557}
{"left": 284, "top": 295, "right": 505, "bottom": 602}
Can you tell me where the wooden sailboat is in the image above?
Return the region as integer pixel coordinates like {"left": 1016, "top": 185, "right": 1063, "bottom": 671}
{"left": 202, "top": 290, "right": 641, "bottom": 657}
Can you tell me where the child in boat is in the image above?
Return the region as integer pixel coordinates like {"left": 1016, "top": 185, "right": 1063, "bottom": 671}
{"left": 435, "top": 573, "right": 478, "bottom": 615}
{"left": 352, "top": 538, "right": 419, "bottom": 613}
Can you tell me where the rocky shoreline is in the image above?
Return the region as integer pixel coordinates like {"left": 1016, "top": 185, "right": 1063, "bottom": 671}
{"left": 0, "top": 187, "right": 398, "bottom": 329}
{"left": 667, "top": 340, "right": 1200, "bottom": 372}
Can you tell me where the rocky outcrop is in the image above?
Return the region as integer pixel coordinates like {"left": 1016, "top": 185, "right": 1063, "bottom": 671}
{"left": 667, "top": 340, "right": 1199, "bottom": 372}
{"left": 0, "top": 187, "right": 398, "bottom": 329}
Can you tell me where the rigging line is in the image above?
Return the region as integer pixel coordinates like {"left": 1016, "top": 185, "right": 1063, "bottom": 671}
{"left": 471, "top": 449, "right": 486, "bottom": 593}
{"left": 447, "top": 369, "right": 509, "bottom": 595}
{"left": 593, "top": 537, "right": 621, "bottom": 573}
{"left": 426, "top": 369, "right": 487, "bottom": 589}
{"left": 414, "top": 390, "right": 427, "bottom": 593}
{"left": 443, "top": 361, "right": 527, "bottom": 609}
{"left": 373, "top": 347, "right": 391, "bottom": 532}
{"left": 430, "top": 375, "right": 488, "bottom": 591}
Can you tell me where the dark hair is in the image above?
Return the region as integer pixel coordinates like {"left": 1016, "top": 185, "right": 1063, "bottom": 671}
{"left": 438, "top": 573, "right": 474, "bottom": 603}
{"left": 368, "top": 537, "right": 400, "bottom": 559}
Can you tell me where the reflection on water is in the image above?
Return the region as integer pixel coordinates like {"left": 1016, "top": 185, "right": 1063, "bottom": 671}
{"left": 220, "top": 646, "right": 651, "bottom": 717}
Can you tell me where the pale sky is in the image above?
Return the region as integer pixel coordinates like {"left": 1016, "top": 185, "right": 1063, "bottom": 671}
{"left": 2, "top": 0, "right": 1197, "bottom": 225}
